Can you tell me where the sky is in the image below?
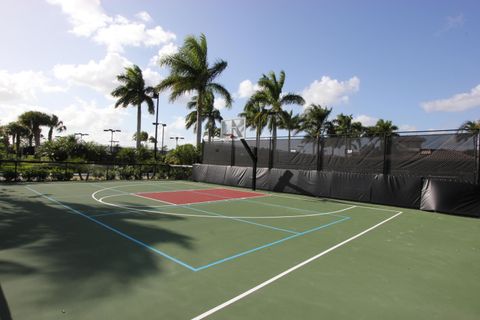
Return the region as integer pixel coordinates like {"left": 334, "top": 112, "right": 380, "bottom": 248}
{"left": 0, "top": 0, "right": 479, "bottom": 148}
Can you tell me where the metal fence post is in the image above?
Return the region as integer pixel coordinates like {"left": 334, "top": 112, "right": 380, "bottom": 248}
{"left": 383, "top": 134, "right": 392, "bottom": 175}
{"left": 476, "top": 132, "right": 480, "bottom": 184}
{"left": 317, "top": 137, "right": 325, "bottom": 172}
{"left": 268, "top": 137, "right": 273, "bottom": 169}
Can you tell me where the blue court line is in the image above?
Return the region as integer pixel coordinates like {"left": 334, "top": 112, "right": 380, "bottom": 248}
{"left": 194, "top": 215, "right": 351, "bottom": 271}
{"left": 90, "top": 210, "right": 140, "bottom": 218}
{"left": 183, "top": 206, "right": 299, "bottom": 235}
{"left": 25, "top": 185, "right": 352, "bottom": 272}
{"left": 25, "top": 186, "right": 197, "bottom": 272}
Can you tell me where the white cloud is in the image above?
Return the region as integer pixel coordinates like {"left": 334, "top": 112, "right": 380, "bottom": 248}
{"left": 149, "top": 43, "right": 179, "bottom": 66}
{"left": 421, "top": 84, "right": 480, "bottom": 112}
{"left": 48, "top": 1, "right": 176, "bottom": 52}
{"left": 53, "top": 52, "right": 132, "bottom": 96}
{"left": 353, "top": 114, "right": 378, "bottom": 126}
{"left": 135, "top": 11, "right": 152, "bottom": 23}
{"left": 0, "top": 70, "right": 64, "bottom": 102}
{"left": 46, "top": 0, "right": 111, "bottom": 37}
{"left": 142, "top": 68, "right": 162, "bottom": 87}
{"left": 436, "top": 13, "right": 465, "bottom": 36}
{"left": 170, "top": 116, "right": 186, "bottom": 131}
{"left": 398, "top": 124, "right": 417, "bottom": 132}
{"left": 237, "top": 79, "right": 260, "bottom": 99}
{"left": 301, "top": 76, "right": 360, "bottom": 107}
{"left": 0, "top": 103, "right": 50, "bottom": 125}
{"left": 92, "top": 17, "right": 175, "bottom": 52}
{"left": 214, "top": 98, "right": 226, "bottom": 110}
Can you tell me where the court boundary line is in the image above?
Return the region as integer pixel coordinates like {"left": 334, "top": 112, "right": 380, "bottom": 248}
{"left": 191, "top": 210, "right": 403, "bottom": 319}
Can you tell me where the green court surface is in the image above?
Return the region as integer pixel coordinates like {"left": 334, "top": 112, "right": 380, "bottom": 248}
{"left": 1, "top": 180, "right": 479, "bottom": 319}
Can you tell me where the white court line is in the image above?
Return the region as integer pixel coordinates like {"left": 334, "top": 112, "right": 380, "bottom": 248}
{"left": 180, "top": 181, "right": 400, "bottom": 214}
{"left": 191, "top": 210, "right": 403, "bottom": 320}
{"left": 91, "top": 183, "right": 357, "bottom": 219}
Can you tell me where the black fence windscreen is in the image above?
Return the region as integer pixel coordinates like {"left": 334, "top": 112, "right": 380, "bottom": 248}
{"left": 202, "top": 132, "right": 480, "bottom": 183}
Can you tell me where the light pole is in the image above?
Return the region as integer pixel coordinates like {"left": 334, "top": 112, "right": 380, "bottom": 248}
{"left": 152, "top": 92, "right": 160, "bottom": 160}
{"left": 170, "top": 136, "right": 184, "bottom": 148}
{"left": 104, "top": 129, "right": 121, "bottom": 154}
{"left": 160, "top": 123, "right": 167, "bottom": 154}
{"left": 74, "top": 132, "right": 89, "bottom": 142}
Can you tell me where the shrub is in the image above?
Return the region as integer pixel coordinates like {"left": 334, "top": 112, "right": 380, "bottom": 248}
{"left": 118, "top": 166, "right": 135, "bottom": 180}
{"left": 50, "top": 168, "right": 73, "bottom": 181}
{"left": 21, "top": 167, "right": 49, "bottom": 182}
{"left": 2, "top": 168, "right": 18, "bottom": 182}
{"left": 92, "top": 168, "right": 105, "bottom": 180}
{"left": 106, "top": 170, "right": 116, "bottom": 181}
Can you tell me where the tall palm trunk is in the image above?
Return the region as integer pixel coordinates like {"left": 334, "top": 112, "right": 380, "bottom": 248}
{"left": 15, "top": 135, "right": 21, "bottom": 158}
{"left": 196, "top": 91, "right": 203, "bottom": 147}
{"left": 48, "top": 128, "right": 53, "bottom": 142}
{"left": 34, "top": 129, "right": 41, "bottom": 147}
{"left": 287, "top": 129, "right": 291, "bottom": 152}
{"left": 136, "top": 104, "right": 142, "bottom": 149}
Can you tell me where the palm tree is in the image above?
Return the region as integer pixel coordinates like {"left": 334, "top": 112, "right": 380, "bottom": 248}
{"left": 458, "top": 120, "right": 480, "bottom": 133}
{"left": 185, "top": 90, "right": 223, "bottom": 142}
{"left": 6, "top": 122, "right": 30, "bottom": 157}
{"left": 156, "top": 33, "right": 232, "bottom": 147}
{"left": 239, "top": 101, "right": 268, "bottom": 149}
{"left": 132, "top": 131, "right": 149, "bottom": 145}
{"left": 246, "top": 71, "right": 305, "bottom": 153}
{"left": 18, "top": 111, "right": 51, "bottom": 148}
{"left": 47, "top": 114, "right": 66, "bottom": 141}
{"left": 332, "top": 113, "right": 364, "bottom": 136}
{"left": 299, "top": 104, "right": 333, "bottom": 154}
{"left": 280, "top": 110, "right": 301, "bottom": 152}
{"left": 111, "top": 65, "right": 155, "bottom": 149}
{"left": 369, "top": 119, "right": 398, "bottom": 136}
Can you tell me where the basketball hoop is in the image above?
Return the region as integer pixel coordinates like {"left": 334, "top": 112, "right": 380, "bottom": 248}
{"left": 221, "top": 118, "right": 246, "bottom": 141}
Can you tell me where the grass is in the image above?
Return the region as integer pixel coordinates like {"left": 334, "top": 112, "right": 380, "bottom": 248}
{"left": 0, "top": 180, "right": 479, "bottom": 319}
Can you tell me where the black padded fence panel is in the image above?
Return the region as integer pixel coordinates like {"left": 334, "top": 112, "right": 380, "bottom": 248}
{"left": 329, "top": 172, "right": 374, "bottom": 202}
{"left": 420, "top": 179, "right": 480, "bottom": 217}
{"left": 192, "top": 164, "right": 207, "bottom": 182}
{"left": 322, "top": 136, "right": 384, "bottom": 174}
{"left": 371, "top": 174, "right": 422, "bottom": 208}
{"left": 390, "top": 133, "right": 477, "bottom": 182}
{"left": 203, "top": 142, "right": 232, "bottom": 165}
{"left": 204, "top": 164, "right": 227, "bottom": 185}
{"left": 224, "top": 166, "right": 252, "bottom": 188}
{"left": 273, "top": 138, "right": 317, "bottom": 170}
{"left": 255, "top": 167, "right": 271, "bottom": 190}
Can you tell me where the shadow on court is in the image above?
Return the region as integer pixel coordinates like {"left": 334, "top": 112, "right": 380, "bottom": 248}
{"left": 0, "top": 190, "right": 193, "bottom": 307}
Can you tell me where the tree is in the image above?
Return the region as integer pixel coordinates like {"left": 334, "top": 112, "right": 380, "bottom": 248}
{"left": 5, "top": 122, "right": 30, "bottom": 157}
{"left": 18, "top": 111, "right": 51, "bottom": 147}
{"left": 332, "top": 113, "right": 364, "bottom": 136}
{"left": 47, "top": 114, "right": 66, "bottom": 141}
{"left": 186, "top": 91, "right": 223, "bottom": 142}
{"left": 280, "top": 110, "right": 301, "bottom": 152}
{"left": 246, "top": 71, "right": 305, "bottom": 147}
{"left": 156, "top": 33, "right": 232, "bottom": 147}
{"left": 164, "top": 144, "right": 199, "bottom": 165}
{"left": 299, "top": 105, "right": 333, "bottom": 153}
{"left": 365, "top": 119, "right": 399, "bottom": 136}
{"left": 132, "top": 131, "right": 149, "bottom": 145}
{"left": 458, "top": 120, "right": 480, "bottom": 133}
{"left": 111, "top": 65, "right": 155, "bottom": 149}
{"left": 239, "top": 101, "right": 268, "bottom": 149}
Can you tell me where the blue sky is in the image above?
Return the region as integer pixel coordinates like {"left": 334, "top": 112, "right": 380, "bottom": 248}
{"left": 0, "top": 0, "right": 479, "bottom": 148}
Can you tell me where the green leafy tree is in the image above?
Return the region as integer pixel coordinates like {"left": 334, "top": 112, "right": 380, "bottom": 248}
{"left": 239, "top": 101, "right": 268, "bottom": 149}
{"left": 5, "top": 122, "right": 30, "bottom": 157}
{"left": 458, "top": 120, "right": 480, "bottom": 133}
{"left": 246, "top": 71, "right": 305, "bottom": 147}
{"left": 47, "top": 114, "right": 66, "bottom": 141}
{"left": 365, "top": 119, "right": 399, "bottom": 136}
{"left": 164, "top": 144, "right": 199, "bottom": 165}
{"left": 332, "top": 113, "right": 364, "bottom": 136}
{"left": 280, "top": 110, "right": 301, "bottom": 152}
{"left": 299, "top": 104, "right": 333, "bottom": 154}
{"left": 132, "top": 131, "right": 149, "bottom": 145}
{"left": 18, "top": 111, "right": 51, "bottom": 147}
{"left": 186, "top": 91, "right": 223, "bottom": 142}
{"left": 156, "top": 33, "right": 232, "bottom": 147}
{"left": 111, "top": 65, "right": 155, "bottom": 149}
